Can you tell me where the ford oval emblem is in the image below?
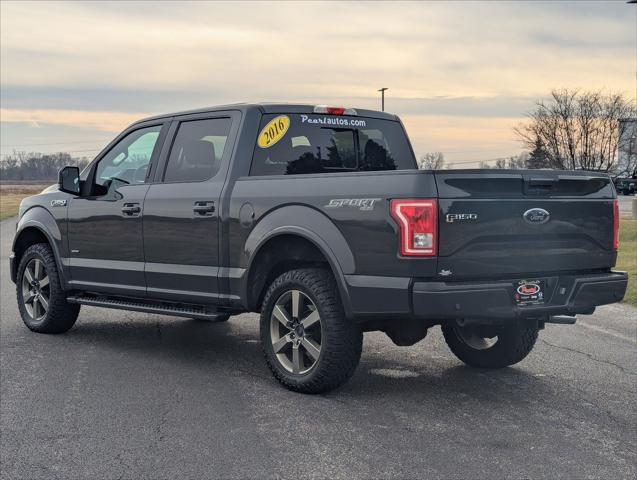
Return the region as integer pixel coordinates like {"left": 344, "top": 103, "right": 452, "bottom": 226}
{"left": 523, "top": 208, "right": 550, "bottom": 225}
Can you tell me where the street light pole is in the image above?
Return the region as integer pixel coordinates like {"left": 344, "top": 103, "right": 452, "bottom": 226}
{"left": 378, "top": 87, "right": 388, "bottom": 111}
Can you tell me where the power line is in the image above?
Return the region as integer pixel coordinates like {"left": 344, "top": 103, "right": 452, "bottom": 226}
{"left": 445, "top": 157, "right": 517, "bottom": 167}
{"left": 451, "top": 158, "right": 505, "bottom": 165}
{"left": 0, "top": 139, "right": 110, "bottom": 148}
{"left": 429, "top": 148, "right": 522, "bottom": 154}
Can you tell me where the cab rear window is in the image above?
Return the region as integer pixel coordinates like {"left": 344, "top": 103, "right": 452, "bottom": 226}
{"left": 250, "top": 114, "right": 416, "bottom": 176}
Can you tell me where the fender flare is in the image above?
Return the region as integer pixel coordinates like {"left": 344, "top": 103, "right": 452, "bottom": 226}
{"left": 12, "top": 207, "right": 68, "bottom": 287}
{"left": 243, "top": 205, "right": 356, "bottom": 318}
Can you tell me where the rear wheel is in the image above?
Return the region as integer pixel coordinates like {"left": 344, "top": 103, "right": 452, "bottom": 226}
{"left": 441, "top": 322, "right": 538, "bottom": 368}
{"left": 16, "top": 243, "right": 80, "bottom": 334}
{"left": 260, "top": 268, "right": 362, "bottom": 394}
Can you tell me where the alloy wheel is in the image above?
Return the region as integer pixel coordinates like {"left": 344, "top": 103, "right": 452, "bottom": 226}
{"left": 270, "top": 289, "right": 322, "bottom": 374}
{"left": 455, "top": 326, "right": 498, "bottom": 350}
{"left": 21, "top": 258, "right": 50, "bottom": 321}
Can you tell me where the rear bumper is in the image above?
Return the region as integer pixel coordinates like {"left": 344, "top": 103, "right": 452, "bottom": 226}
{"left": 344, "top": 271, "right": 628, "bottom": 321}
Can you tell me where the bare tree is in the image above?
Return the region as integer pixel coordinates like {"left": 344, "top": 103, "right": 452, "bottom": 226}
{"left": 507, "top": 154, "right": 528, "bottom": 169}
{"left": 418, "top": 152, "right": 445, "bottom": 170}
{"left": 494, "top": 158, "right": 508, "bottom": 169}
{"left": 479, "top": 154, "right": 527, "bottom": 170}
{"left": 514, "top": 89, "right": 637, "bottom": 174}
{"left": 618, "top": 119, "right": 637, "bottom": 177}
{"left": 478, "top": 161, "right": 491, "bottom": 169}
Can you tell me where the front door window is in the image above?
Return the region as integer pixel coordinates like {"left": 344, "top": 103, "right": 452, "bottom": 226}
{"left": 94, "top": 125, "right": 162, "bottom": 191}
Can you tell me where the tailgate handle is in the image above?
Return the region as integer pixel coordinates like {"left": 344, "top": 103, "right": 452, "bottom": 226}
{"left": 524, "top": 177, "right": 556, "bottom": 195}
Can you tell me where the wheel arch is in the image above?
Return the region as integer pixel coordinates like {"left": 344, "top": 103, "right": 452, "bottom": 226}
{"left": 12, "top": 208, "right": 67, "bottom": 286}
{"left": 242, "top": 206, "right": 355, "bottom": 318}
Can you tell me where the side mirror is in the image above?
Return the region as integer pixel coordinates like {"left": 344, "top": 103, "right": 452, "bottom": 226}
{"left": 58, "top": 166, "right": 80, "bottom": 195}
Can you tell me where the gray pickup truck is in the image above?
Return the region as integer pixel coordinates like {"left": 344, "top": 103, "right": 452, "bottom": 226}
{"left": 10, "top": 103, "right": 628, "bottom": 393}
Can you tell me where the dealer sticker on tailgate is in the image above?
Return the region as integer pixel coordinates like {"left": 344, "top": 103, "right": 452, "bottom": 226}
{"left": 514, "top": 280, "right": 545, "bottom": 306}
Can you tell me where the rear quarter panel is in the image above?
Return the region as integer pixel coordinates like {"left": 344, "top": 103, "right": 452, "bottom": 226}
{"left": 227, "top": 170, "right": 437, "bottom": 277}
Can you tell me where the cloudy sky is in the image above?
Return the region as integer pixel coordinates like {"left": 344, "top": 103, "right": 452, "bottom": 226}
{"left": 1, "top": 0, "right": 635, "bottom": 166}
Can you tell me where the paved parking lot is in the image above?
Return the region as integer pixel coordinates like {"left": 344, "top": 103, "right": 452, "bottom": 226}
{"left": 1, "top": 216, "right": 635, "bottom": 479}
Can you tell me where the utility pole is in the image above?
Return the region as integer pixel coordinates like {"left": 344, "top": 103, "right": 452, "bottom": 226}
{"left": 378, "top": 87, "right": 388, "bottom": 111}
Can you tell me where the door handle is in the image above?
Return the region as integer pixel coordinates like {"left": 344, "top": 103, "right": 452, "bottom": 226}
{"left": 193, "top": 201, "right": 215, "bottom": 216}
{"left": 122, "top": 203, "right": 141, "bottom": 216}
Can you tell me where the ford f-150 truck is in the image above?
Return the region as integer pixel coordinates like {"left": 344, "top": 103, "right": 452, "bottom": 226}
{"left": 10, "top": 103, "right": 628, "bottom": 393}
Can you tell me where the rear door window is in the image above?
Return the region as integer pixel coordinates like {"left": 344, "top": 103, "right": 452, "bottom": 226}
{"left": 250, "top": 114, "right": 415, "bottom": 176}
{"left": 163, "top": 118, "right": 231, "bottom": 183}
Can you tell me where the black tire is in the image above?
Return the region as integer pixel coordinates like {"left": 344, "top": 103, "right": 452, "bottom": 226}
{"left": 16, "top": 243, "right": 80, "bottom": 334}
{"left": 441, "top": 322, "right": 538, "bottom": 369}
{"left": 260, "top": 268, "right": 362, "bottom": 394}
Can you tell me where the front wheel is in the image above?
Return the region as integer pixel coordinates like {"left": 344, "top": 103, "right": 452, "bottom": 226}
{"left": 441, "top": 322, "right": 538, "bottom": 369}
{"left": 16, "top": 243, "right": 80, "bottom": 334}
{"left": 260, "top": 268, "right": 362, "bottom": 394}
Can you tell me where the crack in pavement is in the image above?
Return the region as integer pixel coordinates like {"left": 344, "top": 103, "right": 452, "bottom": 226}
{"left": 539, "top": 338, "right": 636, "bottom": 376}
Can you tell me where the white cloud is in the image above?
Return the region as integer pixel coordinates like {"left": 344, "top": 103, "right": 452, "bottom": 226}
{"left": 0, "top": 108, "right": 148, "bottom": 132}
{"left": 1, "top": 1, "right": 633, "bottom": 96}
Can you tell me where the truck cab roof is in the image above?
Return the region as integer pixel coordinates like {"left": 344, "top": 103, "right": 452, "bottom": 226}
{"left": 132, "top": 103, "right": 399, "bottom": 126}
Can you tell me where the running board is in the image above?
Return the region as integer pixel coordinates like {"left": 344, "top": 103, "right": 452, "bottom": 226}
{"left": 66, "top": 294, "right": 221, "bottom": 320}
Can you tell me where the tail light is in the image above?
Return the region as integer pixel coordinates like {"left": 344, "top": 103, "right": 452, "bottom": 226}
{"left": 390, "top": 199, "right": 438, "bottom": 256}
{"left": 313, "top": 105, "right": 357, "bottom": 115}
{"left": 613, "top": 199, "right": 619, "bottom": 250}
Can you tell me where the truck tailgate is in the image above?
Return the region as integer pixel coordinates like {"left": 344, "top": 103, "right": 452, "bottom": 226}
{"left": 434, "top": 171, "right": 617, "bottom": 279}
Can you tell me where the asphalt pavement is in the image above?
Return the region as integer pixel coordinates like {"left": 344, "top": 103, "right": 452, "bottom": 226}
{"left": 1, "top": 217, "right": 635, "bottom": 479}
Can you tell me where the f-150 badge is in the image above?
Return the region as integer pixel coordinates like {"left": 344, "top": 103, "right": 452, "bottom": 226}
{"left": 446, "top": 213, "right": 477, "bottom": 223}
{"left": 325, "top": 198, "right": 381, "bottom": 211}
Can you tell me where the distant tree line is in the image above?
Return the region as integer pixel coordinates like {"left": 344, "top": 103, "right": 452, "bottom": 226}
{"left": 417, "top": 151, "right": 445, "bottom": 170}
{"left": 419, "top": 152, "right": 529, "bottom": 170}
{"left": 0, "top": 151, "right": 89, "bottom": 181}
{"left": 479, "top": 154, "right": 528, "bottom": 170}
